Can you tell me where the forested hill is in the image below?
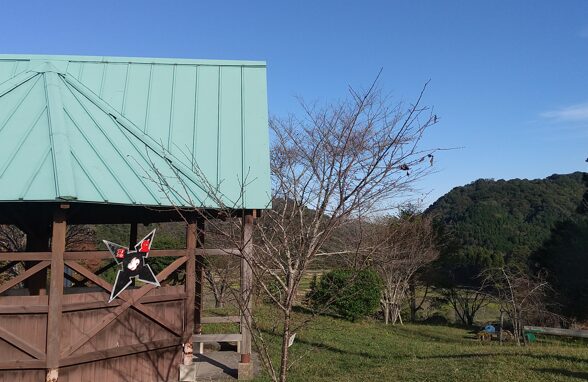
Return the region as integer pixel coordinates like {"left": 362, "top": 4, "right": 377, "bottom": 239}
{"left": 426, "top": 172, "right": 587, "bottom": 265}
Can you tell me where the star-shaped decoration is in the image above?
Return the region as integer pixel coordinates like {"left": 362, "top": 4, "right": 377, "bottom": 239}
{"left": 103, "top": 229, "right": 160, "bottom": 303}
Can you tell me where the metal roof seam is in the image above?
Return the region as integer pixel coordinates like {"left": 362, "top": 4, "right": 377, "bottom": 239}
{"left": 20, "top": 147, "right": 51, "bottom": 199}
{"left": 62, "top": 91, "right": 137, "bottom": 204}
{"left": 0, "top": 106, "right": 47, "bottom": 178}
{"left": 62, "top": 74, "right": 212, "bottom": 197}
{"left": 0, "top": 70, "right": 38, "bottom": 98}
{"left": 70, "top": 150, "right": 108, "bottom": 202}
{"left": 0, "top": 75, "right": 40, "bottom": 135}
{"left": 44, "top": 71, "right": 77, "bottom": 200}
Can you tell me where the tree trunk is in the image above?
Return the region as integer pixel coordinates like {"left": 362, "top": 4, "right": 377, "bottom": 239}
{"left": 214, "top": 297, "right": 225, "bottom": 309}
{"left": 409, "top": 286, "right": 416, "bottom": 322}
{"left": 278, "top": 311, "right": 291, "bottom": 382}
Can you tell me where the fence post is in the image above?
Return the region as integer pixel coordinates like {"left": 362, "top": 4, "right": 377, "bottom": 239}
{"left": 183, "top": 219, "right": 197, "bottom": 365}
{"left": 239, "top": 210, "right": 254, "bottom": 379}
{"left": 46, "top": 205, "right": 67, "bottom": 381}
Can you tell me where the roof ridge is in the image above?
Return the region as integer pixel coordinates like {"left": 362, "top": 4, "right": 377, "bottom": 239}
{"left": 45, "top": 72, "right": 77, "bottom": 200}
{"left": 0, "top": 54, "right": 266, "bottom": 67}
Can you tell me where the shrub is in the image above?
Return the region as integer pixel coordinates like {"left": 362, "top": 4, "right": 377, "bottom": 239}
{"left": 307, "top": 269, "right": 382, "bottom": 321}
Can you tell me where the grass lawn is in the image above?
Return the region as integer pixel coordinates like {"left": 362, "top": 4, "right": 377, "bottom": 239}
{"left": 251, "top": 310, "right": 588, "bottom": 382}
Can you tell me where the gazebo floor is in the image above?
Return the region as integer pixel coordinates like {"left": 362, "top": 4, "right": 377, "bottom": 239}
{"left": 179, "top": 347, "right": 259, "bottom": 382}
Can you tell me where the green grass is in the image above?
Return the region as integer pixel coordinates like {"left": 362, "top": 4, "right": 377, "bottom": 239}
{"left": 252, "top": 309, "right": 588, "bottom": 382}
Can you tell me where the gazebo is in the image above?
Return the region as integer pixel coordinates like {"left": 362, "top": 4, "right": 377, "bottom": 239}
{"left": 0, "top": 55, "right": 270, "bottom": 381}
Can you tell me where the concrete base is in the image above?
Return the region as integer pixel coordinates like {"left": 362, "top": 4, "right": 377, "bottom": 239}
{"left": 178, "top": 350, "right": 258, "bottom": 381}
{"left": 237, "top": 362, "right": 253, "bottom": 381}
{"left": 178, "top": 364, "right": 198, "bottom": 382}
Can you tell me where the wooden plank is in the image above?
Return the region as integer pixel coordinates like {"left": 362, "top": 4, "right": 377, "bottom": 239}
{"left": 195, "top": 219, "right": 205, "bottom": 336}
{"left": 201, "top": 316, "right": 241, "bottom": 324}
{"left": 524, "top": 326, "right": 588, "bottom": 339}
{"left": 70, "top": 261, "right": 116, "bottom": 287}
{"left": 0, "top": 304, "right": 48, "bottom": 314}
{"left": 60, "top": 256, "right": 188, "bottom": 358}
{"left": 192, "top": 334, "right": 242, "bottom": 342}
{"left": 0, "top": 261, "right": 50, "bottom": 294}
{"left": 46, "top": 209, "right": 66, "bottom": 369}
{"left": 0, "top": 292, "right": 185, "bottom": 314}
{"left": 0, "top": 252, "right": 50, "bottom": 261}
{"left": 63, "top": 249, "right": 186, "bottom": 260}
{"left": 0, "top": 323, "right": 46, "bottom": 360}
{"left": 0, "top": 359, "right": 46, "bottom": 370}
{"left": 59, "top": 338, "right": 181, "bottom": 367}
{"left": 65, "top": 260, "right": 182, "bottom": 337}
{"left": 184, "top": 222, "right": 196, "bottom": 343}
{"left": 62, "top": 292, "right": 186, "bottom": 313}
{"left": 195, "top": 248, "right": 241, "bottom": 256}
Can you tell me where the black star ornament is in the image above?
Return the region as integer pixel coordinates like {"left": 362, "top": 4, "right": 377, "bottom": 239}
{"left": 103, "top": 229, "right": 160, "bottom": 303}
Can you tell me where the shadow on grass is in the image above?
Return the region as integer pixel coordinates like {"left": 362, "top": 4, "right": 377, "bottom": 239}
{"left": 388, "top": 325, "right": 474, "bottom": 345}
{"left": 419, "top": 352, "right": 588, "bottom": 365}
{"left": 292, "top": 305, "right": 342, "bottom": 320}
{"left": 534, "top": 368, "right": 588, "bottom": 380}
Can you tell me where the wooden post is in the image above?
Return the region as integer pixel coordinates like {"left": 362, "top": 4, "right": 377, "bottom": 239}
{"left": 24, "top": 225, "right": 50, "bottom": 295}
{"left": 183, "top": 220, "right": 197, "bottom": 365}
{"left": 240, "top": 211, "right": 254, "bottom": 366}
{"left": 194, "top": 218, "right": 205, "bottom": 354}
{"left": 46, "top": 207, "right": 67, "bottom": 381}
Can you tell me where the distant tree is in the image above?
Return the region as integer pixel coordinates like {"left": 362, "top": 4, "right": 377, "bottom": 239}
{"left": 308, "top": 269, "right": 382, "bottom": 322}
{"left": 482, "top": 266, "right": 551, "bottom": 345}
{"left": 369, "top": 213, "right": 439, "bottom": 324}
{"left": 533, "top": 219, "right": 588, "bottom": 321}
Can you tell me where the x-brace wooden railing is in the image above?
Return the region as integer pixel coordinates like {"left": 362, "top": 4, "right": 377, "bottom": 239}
{"left": 59, "top": 255, "right": 188, "bottom": 359}
{"left": 0, "top": 261, "right": 50, "bottom": 362}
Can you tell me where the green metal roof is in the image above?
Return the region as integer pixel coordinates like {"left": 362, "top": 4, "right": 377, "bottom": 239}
{"left": 0, "top": 55, "right": 271, "bottom": 209}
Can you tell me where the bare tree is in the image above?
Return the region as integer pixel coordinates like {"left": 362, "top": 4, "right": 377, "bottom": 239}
{"left": 442, "top": 286, "right": 490, "bottom": 327}
{"left": 368, "top": 213, "right": 438, "bottom": 325}
{"left": 244, "top": 79, "right": 439, "bottom": 382}
{"left": 150, "top": 77, "right": 440, "bottom": 382}
{"left": 482, "top": 267, "right": 551, "bottom": 345}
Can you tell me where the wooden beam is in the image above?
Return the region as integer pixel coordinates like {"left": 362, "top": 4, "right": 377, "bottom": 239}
{"left": 0, "top": 261, "right": 50, "bottom": 294}
{"left": 0, "top": 359, "right": 46, "bottom": 370}
{"left": 192, "top": 334, "right": 242, "bottom": 342}
{"left": 195, "top": 248, "right": 241, "bottom": 256}
{"left": 60, "top": 338, "right": 181, "bottom": 367}
{"left": 0, "top": 324, "right": 46, "bottom": 360}
{"left": 63, "top": 249, "right": 186, "bottom": 260}
{"left": 0, "top": 252, "right": 51, "bottom": 261}
{"left": 0, "top": 292, "right": 185, "bottom": 314}
{"left": 70, "top": 261, "right": 116, "bottom": 287}
{"left": 60, "top": 255, "right": 187, "bottom": 358}
{"left": 46, "top": 208, "right": 66, "bottom": 369}
{"left": 195, "top": 219, "right": 205, "bottom": 337}
{"left": 240, "top": 211, "right": 254, "bottom": 363}
{"left": 184, "top": 221, "right": 196, "bottom": 354}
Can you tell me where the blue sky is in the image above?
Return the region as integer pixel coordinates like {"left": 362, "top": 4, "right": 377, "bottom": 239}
{"left": 2, "top": 1, "right": 587, "bottom": 207}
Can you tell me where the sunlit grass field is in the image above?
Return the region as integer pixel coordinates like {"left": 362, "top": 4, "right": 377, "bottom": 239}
{"left": 250, "top": 310, "right": 588, "bottom": 382}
